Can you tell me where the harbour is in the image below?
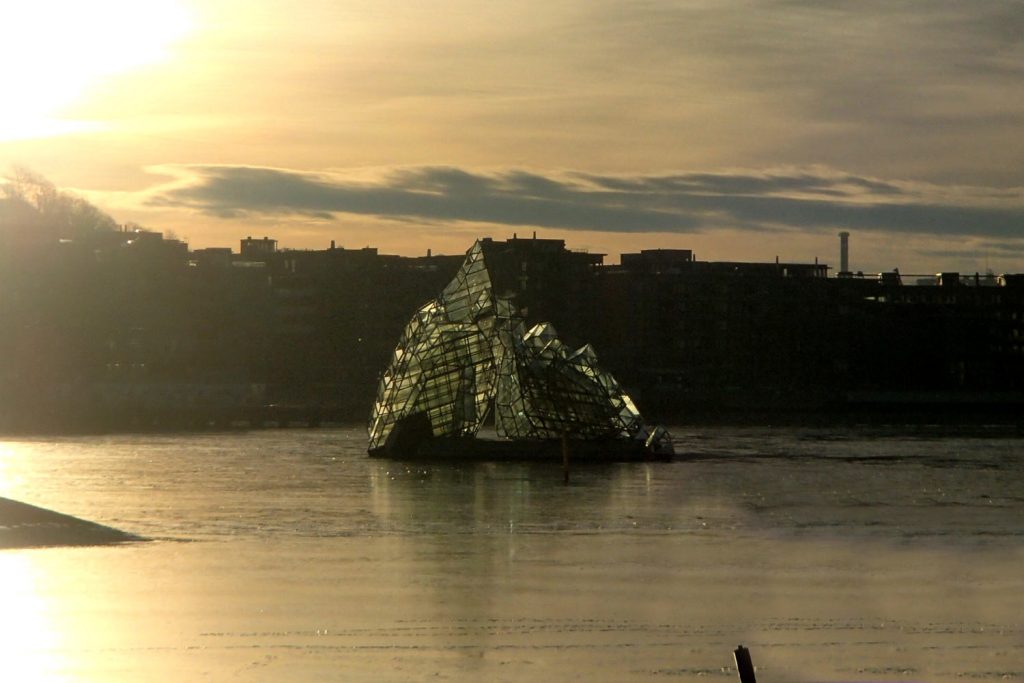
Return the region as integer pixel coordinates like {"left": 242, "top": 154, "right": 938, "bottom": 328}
{"left": 1, "top": 426, "right": 1022, "bottom": 681}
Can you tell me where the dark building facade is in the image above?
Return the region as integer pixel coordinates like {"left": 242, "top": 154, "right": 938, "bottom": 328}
{"left": 1, "top": 228, "right": 1022, "bottom": 431}
{"left": 591, "top": 251, "right": 1024, "bottom": 420}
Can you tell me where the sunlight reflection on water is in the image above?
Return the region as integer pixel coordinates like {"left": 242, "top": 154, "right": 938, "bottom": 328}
{"left": 0, "top": 426, "right": 1021, "bottom": 682}
{"left": 0, "top": 553, "right": 66, "bottom": 682}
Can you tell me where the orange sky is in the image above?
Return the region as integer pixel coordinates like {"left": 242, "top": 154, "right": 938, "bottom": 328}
{"left": 2, "top": 0, "right": 1022, "bottom": 272}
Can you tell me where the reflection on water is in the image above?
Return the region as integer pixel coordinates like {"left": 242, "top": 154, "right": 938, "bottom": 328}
{"left": 0, "top": 553, "right": 65, "bottom": 681}
{"left": 0, "top": 426, "right": 1022, "bottom": 681}
{"left": 369, "top": 462, "right": 666, "bottom": 535}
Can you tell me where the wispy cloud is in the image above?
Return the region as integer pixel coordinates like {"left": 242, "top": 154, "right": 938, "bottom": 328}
{"left": 144, "top": 164, "right": 1024, "bottom": 242}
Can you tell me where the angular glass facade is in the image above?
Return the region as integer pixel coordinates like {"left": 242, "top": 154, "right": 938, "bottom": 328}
{"left": 368, "top": 242, "right": 498, "bottom": 450}
{"left": 368, "top": 240, "right": 663, "bottom": 455}
{"left": 494, "top": 322, "right": 643, "bottom": 441}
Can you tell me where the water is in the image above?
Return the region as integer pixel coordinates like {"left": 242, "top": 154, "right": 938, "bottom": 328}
{"left": 1, "top": 426, "right": 1022, "bottom": 681}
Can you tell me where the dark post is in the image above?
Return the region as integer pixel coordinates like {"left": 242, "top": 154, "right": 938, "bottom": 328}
{"left": 734, "top": 645, "right": 756, "bottom": 683}
{"left": 561, "top": 433, "right": 570, "bottom": 485}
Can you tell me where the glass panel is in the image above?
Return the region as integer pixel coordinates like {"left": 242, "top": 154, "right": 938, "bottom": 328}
{"left": 369, "top": 240, "right": 652, "bottom": 451}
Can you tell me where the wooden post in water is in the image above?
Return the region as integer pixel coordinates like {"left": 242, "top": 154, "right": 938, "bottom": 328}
{"left": 733, "top": 645, "right": 756, "bottom": 683}
{"left": 561, "top": 433, "right": 570, "bottom": 485}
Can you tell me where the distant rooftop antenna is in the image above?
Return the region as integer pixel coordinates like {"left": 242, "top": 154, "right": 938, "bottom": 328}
{"left": 838, "top": 231, "right": 850, "bottom": 276}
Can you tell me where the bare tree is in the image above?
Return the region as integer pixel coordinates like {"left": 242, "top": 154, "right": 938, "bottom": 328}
{"left": 1, "top": 166, "right": 117, "bottom": 241}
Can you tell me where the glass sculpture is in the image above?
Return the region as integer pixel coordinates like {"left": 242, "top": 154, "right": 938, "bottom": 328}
{"left": 368, "top": 241, "right": 671, "bottom": 457}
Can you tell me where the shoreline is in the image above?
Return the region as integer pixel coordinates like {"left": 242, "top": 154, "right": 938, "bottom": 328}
{"left": 0, "top": 496, "right": 142, "bottom": 550}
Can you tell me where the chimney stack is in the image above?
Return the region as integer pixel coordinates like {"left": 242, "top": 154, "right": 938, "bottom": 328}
{"left": 838, "top": 231, "right": 850, "bottom": 276}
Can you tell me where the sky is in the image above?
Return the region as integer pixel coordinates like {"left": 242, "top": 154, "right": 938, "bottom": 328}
{"left": 1, "top": 0, "right": 1022, "bottom": 273}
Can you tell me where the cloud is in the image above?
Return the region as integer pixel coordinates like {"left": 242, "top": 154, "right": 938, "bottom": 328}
{"left": 144, "top": 164, "right": 1024, "bottom": 241}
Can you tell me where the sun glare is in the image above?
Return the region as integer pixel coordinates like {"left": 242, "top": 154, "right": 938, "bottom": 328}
{"left": 0, "top": 555, "right": 65, "bottom": 680}
{"left": 0, "top": 0, "right": 191, "bottom": 142}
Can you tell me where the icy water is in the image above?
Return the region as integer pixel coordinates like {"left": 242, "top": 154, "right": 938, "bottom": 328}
{"left": 0, "top": 426, "right": 1022, "bottom": 682}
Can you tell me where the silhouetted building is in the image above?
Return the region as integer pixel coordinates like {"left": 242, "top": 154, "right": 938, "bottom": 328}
{"left": 1, "top": 229, "right": 1023, "bottom": 431}
{"left": 240, "top": 236, "right": 278, "bottom": 260}
{"left": 621, "top": 249, "right": 694, "bottom": 272}
{"left": 191, "top": 247, "right": 233, "bottom": 269}
{"left": 591, "top": 253, "right": 1024, "bottom": 420}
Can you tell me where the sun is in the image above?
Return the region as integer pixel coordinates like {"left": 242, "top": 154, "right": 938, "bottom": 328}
{"left": 0, "top": 0, "right": 191, "bottom": 141}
